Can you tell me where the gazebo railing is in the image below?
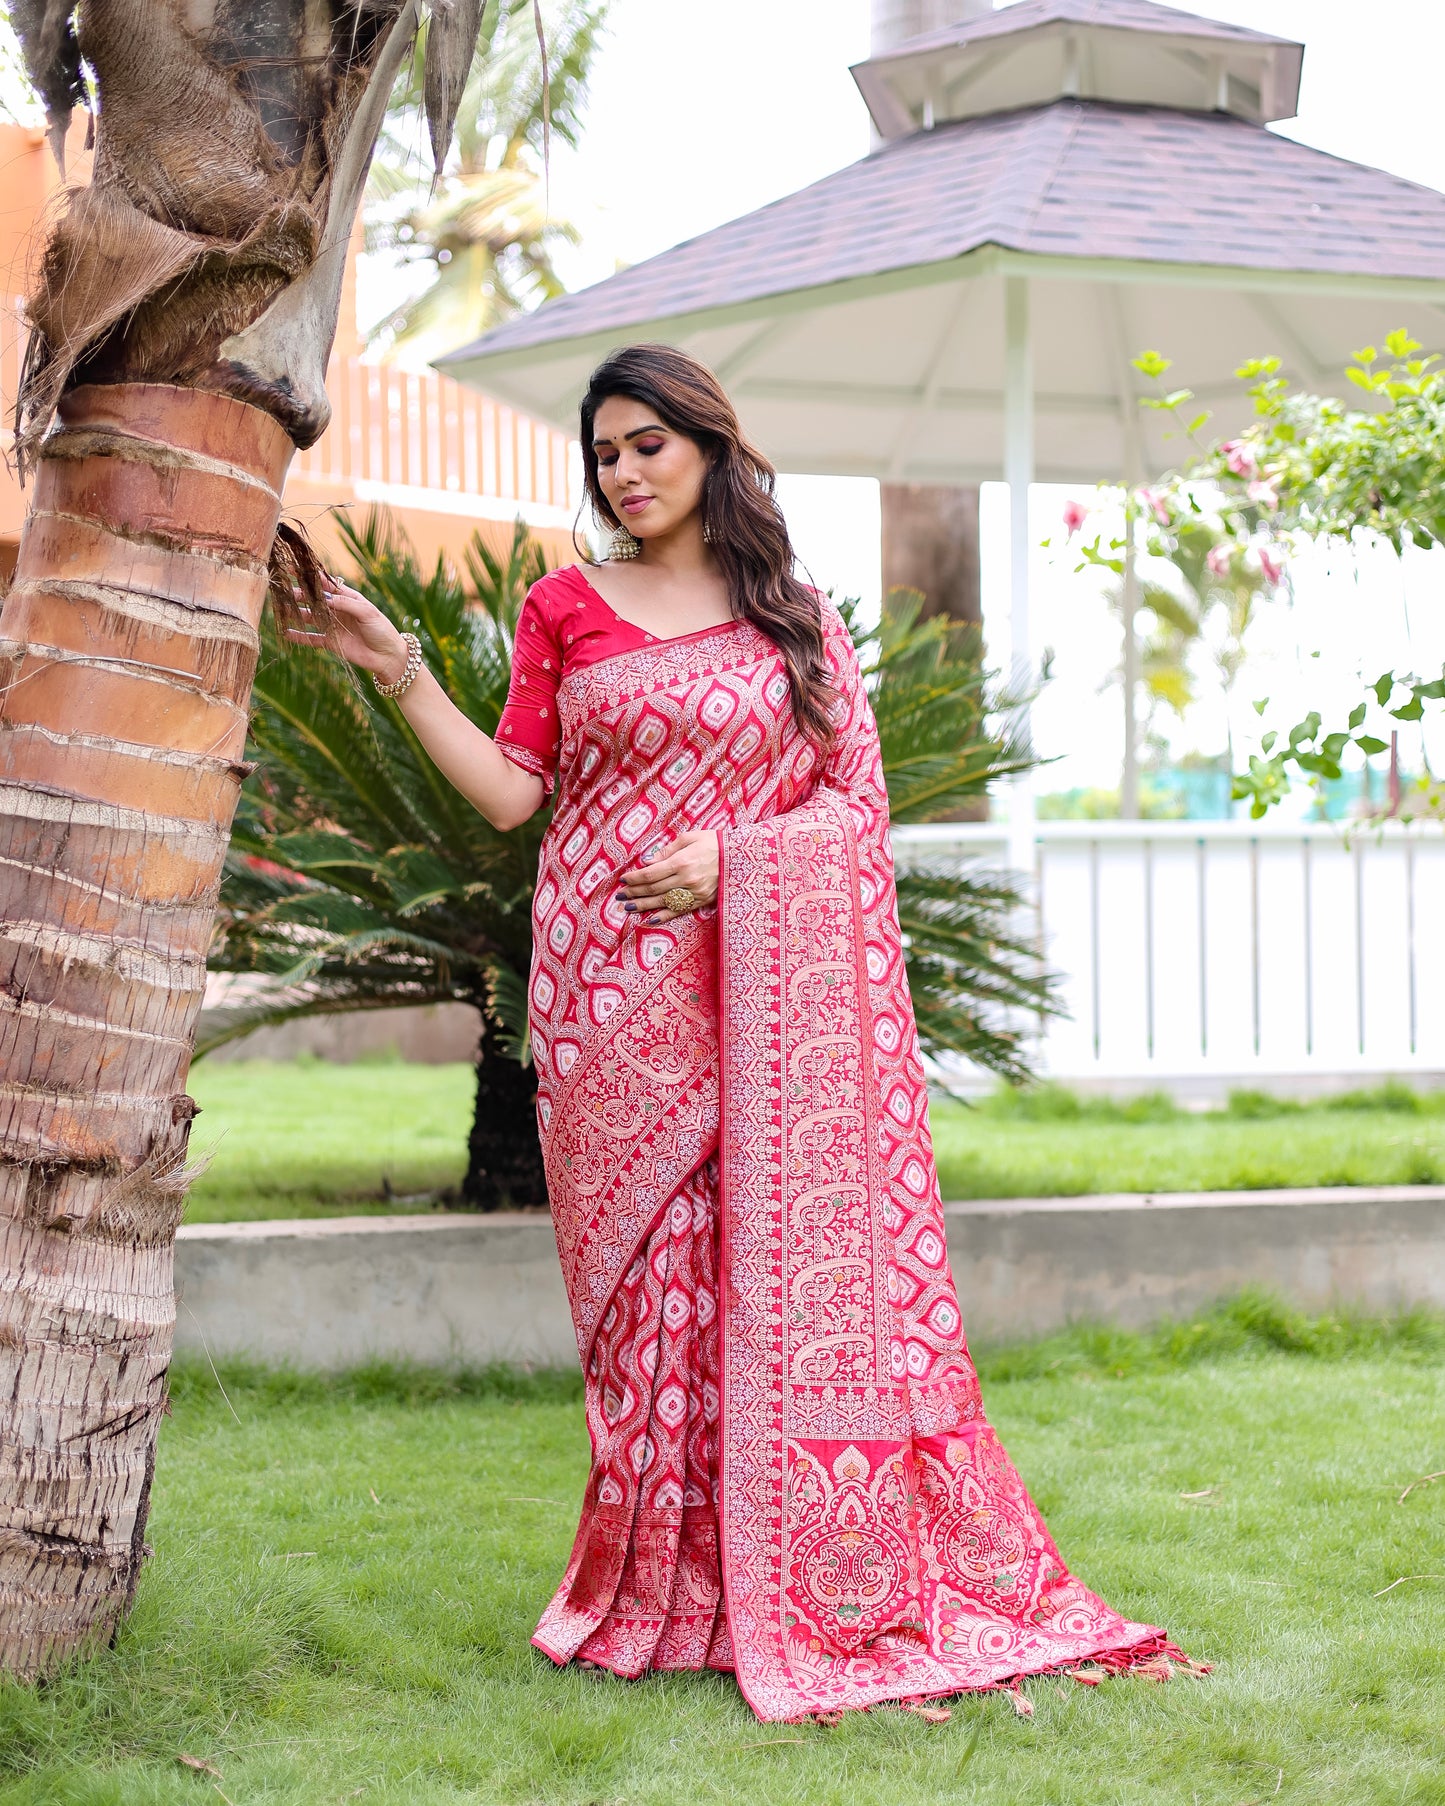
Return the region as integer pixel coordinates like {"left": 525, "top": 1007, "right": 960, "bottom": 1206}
{"left": 893, "top": 819, "right": 1445, "bottom": 1083}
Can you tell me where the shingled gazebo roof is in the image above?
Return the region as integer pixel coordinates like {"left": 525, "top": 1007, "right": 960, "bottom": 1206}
{"left": 449, "top": 102, "right": 1445, "bottom": 372}
{"left": 439, "top": 0, "right": 1445, "bottom": 486}
{"left": 854, "top": 0, "right": 1305, "bottom": 135}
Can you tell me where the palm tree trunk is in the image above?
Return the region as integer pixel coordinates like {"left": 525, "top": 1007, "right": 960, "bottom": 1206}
{"left": 880, "top": 482, "right": 982, "bottom": 629}
{"left": 880, "top": 482, "right": 989, "bottom": 823}
{"left": 0, "top": 381, "right": 291, "bottom": 1677}
{"left": 462, "top": 1014, "right": 547, "bottom": 1210}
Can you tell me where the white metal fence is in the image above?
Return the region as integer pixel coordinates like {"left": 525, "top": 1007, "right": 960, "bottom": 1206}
{"left": 893, "top": 820, "right": 1445, "bottom": 1084}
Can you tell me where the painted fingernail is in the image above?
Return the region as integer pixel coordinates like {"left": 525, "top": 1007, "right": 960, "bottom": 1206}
{"left": 623, "top": 902, "right": 637, "bottom": 912}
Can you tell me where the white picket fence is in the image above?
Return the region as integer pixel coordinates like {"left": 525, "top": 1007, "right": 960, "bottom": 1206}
{"left": 892, "top": 820, "right": 1445, "bottom": 1084}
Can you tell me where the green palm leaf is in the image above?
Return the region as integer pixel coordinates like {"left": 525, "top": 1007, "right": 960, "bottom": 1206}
{"left": 366, "top": 0, "right": 607, "bottom": 355}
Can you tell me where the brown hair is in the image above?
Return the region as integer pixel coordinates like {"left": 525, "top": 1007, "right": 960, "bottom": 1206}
{"left": 578, "top": 343, "right": 835, "bottom": 750}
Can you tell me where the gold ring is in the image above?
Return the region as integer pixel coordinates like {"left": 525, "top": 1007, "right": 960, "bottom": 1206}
{"left": 663, "top": 886, "right": 698, "bottom": 914}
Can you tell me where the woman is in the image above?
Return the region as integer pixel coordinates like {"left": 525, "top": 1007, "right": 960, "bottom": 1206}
{"left": 297, "top": 344, "right": 1193, "bottom": 1723}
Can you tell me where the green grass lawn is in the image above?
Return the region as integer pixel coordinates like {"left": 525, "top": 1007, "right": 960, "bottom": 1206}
{"left": 2, "top": 1299, "right": 1441, "bottom": 1805}
{"left": 931, "top": 1079, "right": 1445, "bottom": 1197}
{"left": 184, "top": 1060, "right": 1445, "bottom": 1222}
{"left": 185, "top": 1060, "right": 476, "bottom": 1222}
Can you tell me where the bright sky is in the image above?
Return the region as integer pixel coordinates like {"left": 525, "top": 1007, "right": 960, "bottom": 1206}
{"left": 510, "top": 0, "right": 1445, "bottom": 805}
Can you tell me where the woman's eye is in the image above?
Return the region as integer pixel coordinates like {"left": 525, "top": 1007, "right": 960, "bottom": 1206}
{"left": 636, "top": 441, "right": 663, "bottom": 456}
{"left": 598, "top": 454, "right": 618, "bottom": 468}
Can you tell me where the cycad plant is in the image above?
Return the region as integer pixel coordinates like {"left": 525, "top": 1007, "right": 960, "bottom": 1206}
{"left": 209, "top": 532, "right": 1056, "bottom": 1208}
{"left": 209, "top": 513, "right": 550, "bottom": 1207}
{"left": 850, "top": 589, "right": 1050, "bottom": 1079}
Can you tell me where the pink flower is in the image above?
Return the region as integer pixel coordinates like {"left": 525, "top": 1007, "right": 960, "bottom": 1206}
{"left": 1257, "top": 546, "right": 1285, "bottom": 586}
{"left": 1221, "top": 439, "right": 1257, "bottom": 478}
{"left": 1205, "top": 544, "right": 1232, "bottom": 578}
{"left": 1247, "top": 477, "right": 1280, "bottom": 512}
{"left": 1061, "top": 499, "right": 1089, "bottom": 537}
{"left": 1137, "top": 486, "right": 1171, "bottom": 525}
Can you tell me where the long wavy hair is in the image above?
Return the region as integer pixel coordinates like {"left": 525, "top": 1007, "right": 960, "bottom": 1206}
{"left": 577, "top": 344, "right": 835, "bottom": 751}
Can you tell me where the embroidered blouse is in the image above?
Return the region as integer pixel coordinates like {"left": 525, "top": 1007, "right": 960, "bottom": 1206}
{"left": 495, "top": 564, "right": 690, "bottom": 794}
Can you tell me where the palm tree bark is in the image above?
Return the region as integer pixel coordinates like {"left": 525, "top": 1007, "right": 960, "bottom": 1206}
{"left": 0, "top": 382, "right": 292, "bottom": 1675}
{"left": 880, "top": 483, "right": 982, "bottom": 628}
{"left": 880, "top": 483, "right": 989, "bottom": 823}
{"left": 0, "top": 0, "right": 486, "bottom": 1677}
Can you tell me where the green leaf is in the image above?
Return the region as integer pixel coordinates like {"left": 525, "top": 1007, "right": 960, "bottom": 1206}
{"left": 1348, "top": 702, "right": 1367, "bottom": 729}
{"left": 1384, "top": 328, "right": 1420, "bottom": 358}
{"left": 1288, "top": 711, "right": 1322, "bottom": 747}
{"left": 1373, "top": 672, "right": 1396, "bottom": 707}
{"left": 1252, "top": 698, "right": 1270, "bottom": 716}
{"left": 1260, "top": 731, "right": 1277, "bottom": 754}
{"left": 1352, "top": 345, "right": 1378, "bottom": 366}
{"left": 1187, "top": 411, "right": 1211, "bottom": 434}
{"left": 1391, "top": 696, "right": 1424, "bottom": 721}
{"left": 1345, "top": 366, "right": 1377, "bottom": 391}
{"left": 1132, "top": 349, "right": 1172, "bottom": 379}
{"left": 1356, "top": 735, "right": 1389, "bottom": 755}
{"left": 1321, "top": 732, "right": 1350, "bottom": 761}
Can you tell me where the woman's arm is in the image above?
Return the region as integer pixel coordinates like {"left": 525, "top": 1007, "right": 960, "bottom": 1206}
{"left": 288, "top": 576, "right": 545, "bottom": 832}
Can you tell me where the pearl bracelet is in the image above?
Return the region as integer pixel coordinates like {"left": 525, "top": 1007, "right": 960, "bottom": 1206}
{"left": 373, "top": 631, "right": 423, "bottom": 700}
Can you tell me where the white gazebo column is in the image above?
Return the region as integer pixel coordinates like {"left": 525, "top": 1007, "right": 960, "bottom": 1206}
{"left": 1120, "top": 501, "right": 1141, "bottom": 818}
{"left": 1004, "top": 273, "right": 1036, "bottom": 879}
{"left": 1107, "top": 285, "right": 1147, "bottom": 822}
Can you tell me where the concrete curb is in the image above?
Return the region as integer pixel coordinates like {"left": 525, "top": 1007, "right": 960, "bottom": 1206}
{"left": 173, "top": 1187, "right": 1445, "bottom": 1369}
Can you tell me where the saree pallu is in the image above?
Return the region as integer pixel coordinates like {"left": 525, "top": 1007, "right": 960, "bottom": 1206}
{"left": 524, "top": 604, "right": 1184, "bottom": 1722}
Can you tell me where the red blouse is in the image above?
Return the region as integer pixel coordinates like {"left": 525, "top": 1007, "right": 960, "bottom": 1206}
{"left": 495, "top": 564, "right": 707, "bottom": 794}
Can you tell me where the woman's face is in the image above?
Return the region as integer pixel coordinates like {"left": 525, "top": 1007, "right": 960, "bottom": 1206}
{"left": 592, "top": 394, "right": 709, "bottom": 542}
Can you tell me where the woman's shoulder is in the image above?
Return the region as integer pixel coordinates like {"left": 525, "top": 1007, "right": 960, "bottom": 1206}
{"left": 809, "top": 588, "right": 853, "bottom": 644}
{"left": 524, "top": 563, "right": 594, "bottom": 612}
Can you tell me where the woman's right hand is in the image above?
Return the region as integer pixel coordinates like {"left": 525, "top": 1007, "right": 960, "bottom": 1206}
{"left": 286, "top": 574, "right": 411, "bottom": 687}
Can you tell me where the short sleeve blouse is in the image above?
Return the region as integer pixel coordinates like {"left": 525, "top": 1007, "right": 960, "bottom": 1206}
{"left": 495, "top": 565, "right": 668, "bottom": 794}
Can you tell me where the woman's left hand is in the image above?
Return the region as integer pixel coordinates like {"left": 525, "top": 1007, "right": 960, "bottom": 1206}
{"left": 617, "top": 831, "right": 720, "bottom": 923}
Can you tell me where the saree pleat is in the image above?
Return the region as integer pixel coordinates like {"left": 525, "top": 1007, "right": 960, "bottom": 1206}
{"left": 534, "top": 1158, "right": 733, "bottom": 1676}
{"left": 514, "top": 587, "right": 1195, "bottom": 1722}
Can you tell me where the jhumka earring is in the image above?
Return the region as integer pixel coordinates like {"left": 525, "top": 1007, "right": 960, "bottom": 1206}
{"left": 702, "top": 516, "right": 714, "bottom": 545}
{"left": 609, "top": 527, "right": 641, "bottom": 560}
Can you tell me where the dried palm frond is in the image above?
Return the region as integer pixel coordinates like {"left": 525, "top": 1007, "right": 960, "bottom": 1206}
{"left": 11, "top": 0, "right": 491, "bottom": 469}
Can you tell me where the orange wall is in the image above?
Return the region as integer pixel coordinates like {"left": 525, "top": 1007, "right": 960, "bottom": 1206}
{"left": 1, "top": 122, "right": 94, "bottom": 567}
{"left": 0, "top": 122, "right": 576, "bottom": 585}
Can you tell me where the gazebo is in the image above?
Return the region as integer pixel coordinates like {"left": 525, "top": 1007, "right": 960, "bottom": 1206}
{"left": 440, "top": 0, "right": 1445, "bottom": 852}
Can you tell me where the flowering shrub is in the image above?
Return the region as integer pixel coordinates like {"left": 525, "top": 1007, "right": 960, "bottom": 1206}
{"left": 1069, "top": 331, "right": 1445, "bottom": 815}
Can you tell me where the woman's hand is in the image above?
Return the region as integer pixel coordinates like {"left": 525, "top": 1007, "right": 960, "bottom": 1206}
{"left": 617, "top": 831, "right": 720, "bottom": 924}
{"left": 286, "top": 574, "right": 410, "bottom": 686}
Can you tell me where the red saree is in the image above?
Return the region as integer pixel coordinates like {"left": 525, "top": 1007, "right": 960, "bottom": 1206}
{"left": 497, "top": 567, "right": 1188, "bottom": 1722}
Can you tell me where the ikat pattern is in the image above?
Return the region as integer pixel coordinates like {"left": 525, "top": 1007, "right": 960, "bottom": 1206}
{"left": 526, "top": 598, "right": 1184, "bottom": 1721}
{"left": 528, "top": 619, "right": 818, "bottom": 1364}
